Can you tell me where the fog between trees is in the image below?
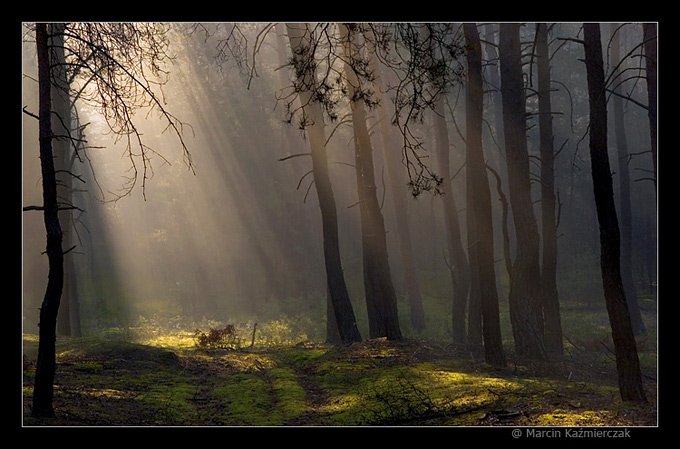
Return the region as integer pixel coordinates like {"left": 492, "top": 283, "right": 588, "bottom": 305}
{"left": 22, "top": 22, "right": 656, "bottom": 351}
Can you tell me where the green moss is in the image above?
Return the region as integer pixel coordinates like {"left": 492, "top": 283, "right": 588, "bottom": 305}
{"left": 23, "top": 319, "right": 656, "bottom": 427}
{"left": 73, "top": 362, "right": 103, "bottom": 372}
{"left": 269, "top": 367, "right": 307, "bottom": 421}
{"left": 213, "top": 374, "right": 282, "bottom": 425}
{"left": 136, "top": 382, "right": 197, "bottom": 424}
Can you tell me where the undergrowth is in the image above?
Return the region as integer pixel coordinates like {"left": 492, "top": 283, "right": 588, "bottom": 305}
{"left": 22, "top": 298, "right": 657, "bottom": 427}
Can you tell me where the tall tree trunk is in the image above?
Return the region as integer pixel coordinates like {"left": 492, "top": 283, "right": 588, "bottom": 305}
{"left": 414, "top": 24, "right": 470, "bottom": 345}
{"left": 286, "top": 23, "right": 362, "bottom": 344}
{"left": 582, "top": 23, "right": 646, "bottom": 402}
{"left": 32, "top": 23, "right": 65, "bottom": 418}
{"left": 432, "top": 96, "right": 470, "bottom": 346}
{"left": 466, "top": 182, "right": 482, "bottom": 353}
{"left": 535, "top": 23, "right": 564, "bottom": 355}
{"left": 483, "top": 24, "right": 505, "bottom": 156}
{"left": 341, "top": 23, "right": 401, "bottom": 340}
{"left": 463, "top": 23, "right": 506, "bottom": 367}
{"left": 499, "top": 23, "right": 546, "bottom": 360}
{"left": 51, "top": 23, "right": 82, "bottom": 338}
{"left": 609, "top": 23, "right": 646, "bottom": 335}
{"left": 367, "top": 42, "right": 426, "bottom": 332}
{"left": 642, "top": 23, "right": 657, "bottom": 197}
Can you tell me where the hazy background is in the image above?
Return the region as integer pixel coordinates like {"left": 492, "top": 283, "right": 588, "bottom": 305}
{"left": 22, "top": 23, "right": 657, "bottom": 340}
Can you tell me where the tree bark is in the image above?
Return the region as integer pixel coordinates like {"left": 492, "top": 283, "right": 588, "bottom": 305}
{"left": 642, "top": 23, "right": 657, "bottom": 196}
{"left": 432, "top": 96, "right": 470, "bottom": 346}
{"left": 367, "top": 43, "right": 425, "bottom": 332}
{"left": 499, "top": 23, "right": 546, "bottom": 360}
{"left": 341, "top": 23, "right": 401, "bottom": 340}
{"left": 609, "top": 23, "right": 646, "bottom": 335}
{"left": 286, "top": 23, "right": 362, "bottom": 344}
{"left": 51, "top": 23, "right": 82, "bottom": 338}
{"left": 582, "top": 23, "right": 646, "bottom": 402}
{"left": 463, "top": 23, "right": 506, "bottom": 367}
{"left": 463, "top": 23, "right": 506, "bottom": 366}
{"left": 32, "top": 23, "right": 65, "bottom": 418}
{"left": 535, "top": 23, "right": 564, "bottom": 355}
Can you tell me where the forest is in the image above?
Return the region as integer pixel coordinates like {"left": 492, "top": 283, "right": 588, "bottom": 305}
{"left": 21, "top": 22, "right": 658, "bottom": 429}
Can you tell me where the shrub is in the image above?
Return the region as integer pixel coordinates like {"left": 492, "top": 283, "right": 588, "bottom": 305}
{"left": 193, "top": 324, "right": 240, "bottom": 349}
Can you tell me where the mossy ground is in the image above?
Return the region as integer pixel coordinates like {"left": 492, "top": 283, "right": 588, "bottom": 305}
{"left": 22, "top": 323, "right": 657, "bottom": 427}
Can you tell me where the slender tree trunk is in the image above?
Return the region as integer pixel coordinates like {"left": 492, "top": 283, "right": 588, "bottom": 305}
{"left": 483, "top": 23, "right": 505, "bottom": 156}
{"left": 433, "top": 96, "right": 470, "bottom": 346}
{"left": 50, "top": 23, "right": 82, "bottom": 338}
{"left": 463, "top": 23, "right": 506, "bottom": 367}
{"left": 642, "top": 23, "right": 657, "bottom": 197}
{"left": 535, "top": 23, "right": 564, "bottom": 355}
{"left": 466, "top": 184, "right": 482, "bottom": 353}
{"left": 32, "top": 23, "right": 65, "bottom": 418}
{"left": 326, "top": 287, "right": 341, "bottom": 344}
{"left": 367, "top": 44, "right": 425, "bottom": 332}
{"left": 414, "top": 24, "right": 470, "bottom": 345}
{"left": 341, "top": 23, "right": 401, "bottom": 340}
{"left": 499, "top": 23, "right": 546, "bottom": 360}
{"left": 582, "top": 23, "right": 646, "bottom": 402}
{"left": 480, "top": 24, "right": 510, "bottom": 348}
{"left": 609, "top": 24, "right": 646, "bottom": 335}
{"left": 286, "top": 23, "right": 361, "bottom": 344}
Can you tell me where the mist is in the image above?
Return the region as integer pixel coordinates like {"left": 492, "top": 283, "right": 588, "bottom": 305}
{"left": 22, "top": 22, "right": 656, "bottom": 354}
{"left": 21, "top": 21, "right": 660, "bottom": 426}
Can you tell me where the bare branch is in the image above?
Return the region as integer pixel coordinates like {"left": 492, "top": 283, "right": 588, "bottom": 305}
{"left": 279, "top": 152, "right": 311, "bottom": 162}
{"left": 23, "top": 106, "right": 39, "bottom": 120}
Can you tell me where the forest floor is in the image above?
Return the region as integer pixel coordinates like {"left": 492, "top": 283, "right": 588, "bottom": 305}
{"left": 22, "top": 324, "right": 657, "bottom": 428}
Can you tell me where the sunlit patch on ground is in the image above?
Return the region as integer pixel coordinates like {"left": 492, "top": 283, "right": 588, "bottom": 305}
{"left": 23, "top": 303, "right": 657, "bottom": 427}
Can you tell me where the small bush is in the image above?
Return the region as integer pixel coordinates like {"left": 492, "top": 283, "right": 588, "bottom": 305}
{"left": 194, "top": 324, "right": 240, "bottom": 349}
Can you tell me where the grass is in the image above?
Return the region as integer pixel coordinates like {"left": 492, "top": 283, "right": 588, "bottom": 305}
{"left": 22, "top": 295, "right": 657, "bottom": 427}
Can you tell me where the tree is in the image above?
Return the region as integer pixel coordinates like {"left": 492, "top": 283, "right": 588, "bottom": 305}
{"left": 404, "top": 24, "right": 469, "bottom": 344}
{"left": 285, "top": 23, "right": 362, "bottom": 344}
{"left": 366, "top": 33, "right": 426, "bottom": 332}
{"left": 50, "top": 22, "right": 82, "bottom": 338}
{"left": 432, "top": 91, "right": 470, "bottom": 346}
{"left": 642, "top": 23, "right": 657, "bottom": 196}
{"left": 26, "top": 22, "right": 194, "bottom": 418}
{"left": 340, "top": 23, "right": 402, "bottom": 340}
{"left": 535, "top": 23, "right": 564, "bottom": 355}
{"left": 463, "top": 23, "right": 506, "bottom": 367}
{"left": 582, "top": 23, "right": 646, "bottom": 402}
{"left": 609, "top": 23, "right": 646, "bottom": 335}
{"left": 469, "top": 23, "right": 505, "bottom": 350}
{"left": 499, "top": 23, "right": 546, "bottom": 360}
{"left": 31, "top": 22, "right": 65, "bottom": 419}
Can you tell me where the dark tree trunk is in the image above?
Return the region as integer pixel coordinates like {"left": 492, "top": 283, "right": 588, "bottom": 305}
{"left": 466, "top": 188, "right": 482, "bottom": 354}
{"left": 32, "top": 23, "right": 65, "bottom": 418}
{"left": 310, "top": 104, "right": 363, "bottom": 344}
{"left": 609, "top": 24, "right": 646, "bottom": 335}
{"left": 342, "top": 24, "right": 402, "bottom": 340}
{"left": 379, "top": 125, "right": 426, "bottom": 333}
{"left": 467, "top": 23, "right": 504, "bottom": 350}
{"left": 535, "top": 23, "right": 564, "bottom": 355}
{"left": 582, "top": 23, "right": 646, "bottom": 402}
{"left": 286, "top": 23, "right": 362, "bottom": 345}
{"left": 368, "top": 43, "right": 425, "bottom": 332}
{"left": 433, "top": 97, "right": 470, "bottom": 346}
{"left": 326, "top": 288, "right": 342, "bottom": 344}
{"left": 463, "top": 23, "right": 506, "bottom": 367}
{"left": 642, "top": 23, "right": 657, "bottom": 196}
{"left": 312, "top": 112, "right": 363, "bottom": 344}
{"left": 51, "top": 23, "right": 82, "bottom": 338}
{"left": 499, "top": 23, "right": 546, "bottom": 360}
